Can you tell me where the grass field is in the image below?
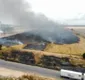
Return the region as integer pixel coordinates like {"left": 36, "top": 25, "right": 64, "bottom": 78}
{"left": 1, "top": 31, "right": 85, "bottom": 67}
{"left": 10, "top": 35, "right": 85, "bottom": 57}
{"left": 44, "top": 36, "right": 85, "bottom": 56}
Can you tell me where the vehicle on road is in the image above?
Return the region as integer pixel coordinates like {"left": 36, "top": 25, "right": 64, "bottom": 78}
{"left": 60, "top": 69, "right": 84, "bottom": 80}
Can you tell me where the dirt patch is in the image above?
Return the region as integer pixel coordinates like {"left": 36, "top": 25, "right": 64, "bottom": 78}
{"left": 0, "top": 67, "right": 25, "bottom": 77}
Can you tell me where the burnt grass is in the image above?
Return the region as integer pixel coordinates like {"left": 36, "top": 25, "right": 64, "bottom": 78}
{"left": 2, "top": 31, "right": 79, "bottom": 45}
{"left": 2, "top": 32, "right": 49, "bottom": 44}
{"left": 0, "top": 50, "right": 85, "bottom": 73}
{"left": 0, "top": 32, "right": 83, "bottom": 72}
{"left": 24, "top": 43, "right": 47, "bottom": 51}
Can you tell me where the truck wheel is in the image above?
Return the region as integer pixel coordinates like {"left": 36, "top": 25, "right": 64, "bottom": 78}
{"left": 60, "top": 76, "right": 64, "bottom": 78}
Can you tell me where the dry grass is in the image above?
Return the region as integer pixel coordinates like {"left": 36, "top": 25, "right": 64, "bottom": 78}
{"left": 19, "top": 74, "right": 57, "bottom": 80}
{"left": 70, "top": 56, "right": 85, "bottom": 67}
{"left": 2, "top": 35, "right": 85, "bottom": 57}
{"left": 1, "top": 35, "right": 85, "bottom": 67}
{"left": 0, "top": 74, "right": 58, "bottom": 80}
{"left": 10, "top": 44, "right": 26, "bottom": 49}
{"left": 44, "top": 36, "right": 85, "bottom": 56}
{"left": 0, "top": 44, "right": 26, "bottom": 54}
{"left": 0, "top": 66, "right": 60, "bottom": 80}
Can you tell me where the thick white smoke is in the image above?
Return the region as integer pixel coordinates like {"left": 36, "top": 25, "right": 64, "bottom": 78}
{"left": 0, "top": 0, "right": 79, "bottom": 44}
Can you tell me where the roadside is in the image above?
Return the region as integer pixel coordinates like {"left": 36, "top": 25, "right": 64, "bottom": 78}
{"left": 0, "top": 67, "right": 25, "bottom": 77}
{"left": 0, "top": 67, "right": 58, "bottom": 80}
{"left": 0, "top": 59, "right": 62, "bottom": 79}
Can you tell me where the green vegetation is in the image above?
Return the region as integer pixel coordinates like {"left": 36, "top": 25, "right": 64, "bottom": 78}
{"left": 82, "top": 53, "right": 85, "bottom": 59}
{"left": 0, "top": 45, "right": 2, "bottom": 50}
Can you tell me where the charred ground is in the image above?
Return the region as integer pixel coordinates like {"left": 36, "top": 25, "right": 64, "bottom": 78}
{"left": 2, "top": 31, "right": 79, "bottom": 44}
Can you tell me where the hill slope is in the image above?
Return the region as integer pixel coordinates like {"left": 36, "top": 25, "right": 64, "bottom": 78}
{"left": 44, "top": 36, "right": 85, "bottom": 56}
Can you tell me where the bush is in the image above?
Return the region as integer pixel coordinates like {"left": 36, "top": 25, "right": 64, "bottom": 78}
{"left": 82, "top": 53, "right": 85, "bottom": 59}
{"left": 0, "top": 45, "right": 2, "bottom": 50}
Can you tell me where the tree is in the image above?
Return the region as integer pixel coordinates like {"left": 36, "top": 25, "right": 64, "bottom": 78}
{"left": 82, "top": 53, "right": 85, "bottom": 59}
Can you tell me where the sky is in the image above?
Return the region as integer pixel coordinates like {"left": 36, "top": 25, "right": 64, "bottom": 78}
{"left": 27, "top": 0, "right": 85, "bottom": 21}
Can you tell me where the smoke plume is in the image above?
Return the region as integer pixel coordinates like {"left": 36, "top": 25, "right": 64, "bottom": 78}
{"left": 0, "top": 0, "right": 79, "bottom": 44}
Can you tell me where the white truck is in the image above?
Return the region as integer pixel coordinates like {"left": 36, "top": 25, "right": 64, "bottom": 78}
{"left": 84, "top": 74, "right": 85, "bottom": 80}
{"left": 60, "top": 69, "right": 83, "bottom": 80}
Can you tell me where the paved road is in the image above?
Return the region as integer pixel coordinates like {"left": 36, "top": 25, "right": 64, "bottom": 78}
{"left": 0, "top": 59, "right": 69, "bottom": 80}
{"left": 0, "top": 59, "right": 61, "bottom": 78}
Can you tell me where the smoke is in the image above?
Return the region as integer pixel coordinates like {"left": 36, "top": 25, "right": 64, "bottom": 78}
{"left": 0, "top": 38, "right": 23, "bottom": 46}
{"left": 0, "top": 0, "right": 79, "bottom": 44}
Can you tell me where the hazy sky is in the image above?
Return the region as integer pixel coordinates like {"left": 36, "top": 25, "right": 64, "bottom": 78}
{"left": 27, "top": 0, "right": 85, "bottom": 21}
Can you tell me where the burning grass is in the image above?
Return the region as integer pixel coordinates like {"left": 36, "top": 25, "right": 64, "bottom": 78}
{"left": 0, "top": 35, "right": 85, "bottom": 69}
{"left": 44, "top": 36, "right": 85, "bottom": 56}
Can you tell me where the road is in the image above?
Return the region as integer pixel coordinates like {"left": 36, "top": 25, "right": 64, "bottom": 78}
{"left": 0, "top": 59, "right": 69, "bottom": 80}
{"left": 0, "top": 59, "right": 61, "bottom": 79}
